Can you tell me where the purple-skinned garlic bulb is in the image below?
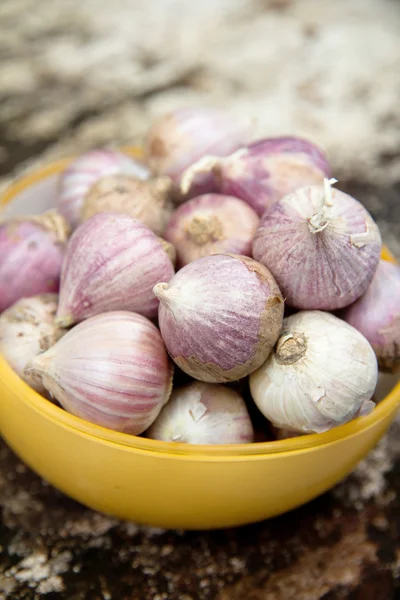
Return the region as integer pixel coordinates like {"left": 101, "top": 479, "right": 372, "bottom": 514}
{"left": 252, "top": 179, "right": 382, "bottom": 310}
{"left": 144, "top": 107, "right": 253, "bottom": 201}
{"left": 153, "top": 254, "right": 284, "bottom": 383}
{"left": 343, "top": 259, "right": 400, "bottom": 373}
{"left": 147, "top": 382, "right": 254, "bottom": 444}
{"left": 27, "top": 311, "right": 173, "bottom": 434}
{"left": 181, "top": 136, "right": 331, "bottom": 216}
{"left": 0, "top": 211, "right": 70, "bottom": 313}
{"left": 164, "top": 193, "right": 259, "bottom": 267}
{"left": 57, "top": 149, "right": 150, "bottom": 228}
{"left": 56, "top": 213, "right": 175, "bottom": 327}
{"left": 80, "top": 174, "right": 173, "bottom": 236}
{"left": 0, "top": 294, "right": 66, "bottom": 393}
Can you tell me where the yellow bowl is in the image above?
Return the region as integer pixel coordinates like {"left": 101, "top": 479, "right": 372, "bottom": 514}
{"left": 0, "top": 151, "right": 399, "bottom": 530}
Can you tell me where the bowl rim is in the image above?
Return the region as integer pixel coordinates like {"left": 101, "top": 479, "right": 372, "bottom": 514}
{"left": 1, "top": 150, "right": 399, "bottom": 459}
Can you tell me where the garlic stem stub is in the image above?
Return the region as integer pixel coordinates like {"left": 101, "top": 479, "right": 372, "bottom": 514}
{"left": 144, "top": 107, "right": 253, "bottom": 201}
{"left": 164, "top": 193, "right": 259, "bottom": 267}
{"left": 181, "top": 136, "right": 331, "bottom": 216}
{"left": 250, "top": 311, "right": 378, "bottom": 434}
{"left": 154, "top": 254, "right": 284, "bottom": 383}
{"left": 56, "top": 213, "right": 175, "bottom": 327}
{"left": 147, "top": 381, "right": 254, "bottom": 444}
{"left": 0, "top": 294, "right": 65, "bottom": 393}
{"left": 343, "top": 259, "right": 400, "bottom": 374}
{"left": 80, "top": 174, "right": 174, "bottom": 236}
{"left": 252, "top": 179, "right": 382, "bottom": 310}
{"left": 27, "top": 311, "right": 174, "bottom": 435}
{"left": 0, "top": 211, "right": 70, "bottom": 313}
{"left": 57, "top": 149, "right": 150, "bottom": 228}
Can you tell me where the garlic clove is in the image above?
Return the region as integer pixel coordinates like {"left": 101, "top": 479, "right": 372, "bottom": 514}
{"left": 343, "top": 259, "right": 400, "bottom": 374}
{"left": 57, "top": 149, "right": 150, "bottom": 228}
{"left": 252, "top": 180, "right": 382, "bottom": 310}
{"left": 56, "top": 213, "right": 175, "bottom": 326}
{"left": 80, "top": 174, "right": 174, "bottom": 236}
{"left": 164, "top": 193, "right": 259, "bottom": 267}
{"left": 0, "top": 294, "right": 66, "bottom": 393}
{"left": 181, "top": 136, "right": 331, "bottom": 215}
{"left": 154, "top": 254, "right": 284, "bottom": 383}
{"left": 250, "top": 310, "right": 378, "bottom": 434}
{"left": 144, "top": 107, "right": 254, "bottom": 201}
{"left": 0, "top": 211, "right": 70, "bottom": 312}
{"left": 147, "top": 381, "right": 254, "bottom": 444}
{"left": 27, "top": 311, "right": 174, "bottom": 435}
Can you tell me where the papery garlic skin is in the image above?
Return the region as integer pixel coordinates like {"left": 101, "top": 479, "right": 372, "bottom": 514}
{"left": 181, "top": 136, "right": 331, "bottom": 215}
{"left": 0, "top": 294, "right": 65, "bottom": 392}
{"left": 81, "top": 174, "right": 173, "bottom": 236}
{"left": 27, "top": 311, "right": 173, "bottom": 434}
{"left": 56, "top": 213, "right": 175, "bottom": 326}
{"left": 253, "top": 182, "right": 382, "bottom": 310}
{"left": 154, "top": 254, "right": 284, "bottom": 383}
{"left": 147, "top": 382, "right": 254, "bottom": 444}
{"left": 250, "top": 311, "right": 378, "bottom": 434}
{"left": 164, "top": 194, "right": 259, "bottom": 267}
{"left": 0, "top": 211, "right": 70, "bottom": 313}
{"left": 144, "top": 107, "right": 253, "bottom": 200}
{"left": 343, "top": 259, "right": 400, "bottom": 373}
{"left": 58, "top": 149, "right": 150, "bottom": 228}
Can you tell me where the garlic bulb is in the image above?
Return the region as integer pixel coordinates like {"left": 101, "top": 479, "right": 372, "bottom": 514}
{"left": 154, "top": 254, "right": 284, "bottom": 383}
{"left": 0, "top": 294, "right": 65, "bottom": 392}
{"left": 164, "top": 193, "right": 259, "bottom": 267}
{"left": 252, "top": 179, "right": 382, "bottom": 310}
{"left": 56, "top": 213, "right": 175, "bottom": 327}
{"left": 27, "top": 311, "right": 173, "bottom": 434}
{"left": 343, "top": 259, "right": 400, "bottom": 373}
{"left": 81, "top": 174, "right": 174, "bottom": 236}
{"left": 0, "top": 211, "right": 70, "bottom": 312}
{"left": 57, "top": 149, "right": 150, "bottom": 228}
{"left": 250, "top": 311, "right": 378, "bottom": 434}
{"left": 181, "top": 136, "right": 331, "bottom": 215}
{"left": 144, "top": 107, "right": 253, "bottom": 200}
{"left": 147, "top": 382, "right": 254, "bottom": 444}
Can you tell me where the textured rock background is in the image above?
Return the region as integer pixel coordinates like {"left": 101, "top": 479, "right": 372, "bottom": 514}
{"left": 0, "top": 0, "right": 399, "bottom": 598}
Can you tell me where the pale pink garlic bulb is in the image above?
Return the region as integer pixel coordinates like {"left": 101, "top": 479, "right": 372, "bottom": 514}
{"left": 81, "top": 174, "right": 173, "bottom": 236}
{"left": 147, "top": 382, "right": 254, "bottom": 444}
{"left": 56, "top": 213, "right": 175, "bottom": 327}
{"left": 253, "top": 179, "right": 382, "bottom": 310}
{"left": 164, "top": 194, "right": 259, "bottom": 267}
{"left": 27, "top": 311, "right": 173, "bottom": 434}
{"left": 57, "top": 149, "right": 150, "bottom": 228}
{"left": 154, "top": 254, "right": 284, "bottom": 383}
{"left": 343, "top": 259, "right": 400, "bottom": 373}
{"left": 0, "top": 294, "right": 65, "bottom": 392}
{"left": 181, "top": 136, "right": 331, "bottom": 216}
{"left": 144, "top": 107, "right": 253, "bottom": 200}
{"left": 0, "top": 211, "right": 70, "bottom": 312}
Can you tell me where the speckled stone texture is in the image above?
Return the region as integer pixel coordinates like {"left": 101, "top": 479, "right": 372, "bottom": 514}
{"left": 0, "top": 0, "right": 400, "bottom": 597}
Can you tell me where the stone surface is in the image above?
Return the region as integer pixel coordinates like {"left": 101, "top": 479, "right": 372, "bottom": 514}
{"left": 0, "top": 0, "right": 400, "bottom": 598}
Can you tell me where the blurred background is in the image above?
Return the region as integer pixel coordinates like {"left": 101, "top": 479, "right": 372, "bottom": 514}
{"left": 1, "top": 0, "right": 399, "bottom": 250}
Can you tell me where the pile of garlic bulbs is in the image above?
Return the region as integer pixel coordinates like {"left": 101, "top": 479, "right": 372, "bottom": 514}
{"left": 1, "top": 106, "right": 399, "bottom": 444}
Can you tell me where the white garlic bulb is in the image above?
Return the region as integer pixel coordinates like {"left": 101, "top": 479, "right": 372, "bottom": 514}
{"left": 147, "top": 382, "right": 254, "bottom": 444}
{"left": 250, "top": 311, "right": 378, "bottom": 434}
{"left": 0, "top": 294, "right": 65, "bottom": 393}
